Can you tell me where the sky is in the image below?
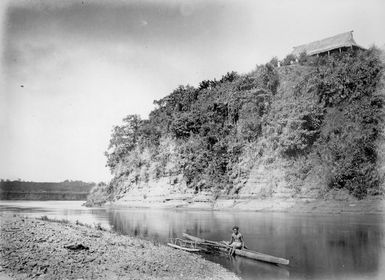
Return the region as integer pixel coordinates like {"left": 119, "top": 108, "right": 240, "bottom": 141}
{"left": 0, "top": 0, "right": 384, "bottom": 183}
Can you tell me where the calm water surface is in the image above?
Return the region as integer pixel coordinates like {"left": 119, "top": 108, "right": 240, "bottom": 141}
{"left": 1, "top": 200, "right": 384, "bottom": 280}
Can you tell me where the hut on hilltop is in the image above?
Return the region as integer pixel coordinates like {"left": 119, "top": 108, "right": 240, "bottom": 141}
{"left": 292, "top": 31, "right": 365, "bottom": 57}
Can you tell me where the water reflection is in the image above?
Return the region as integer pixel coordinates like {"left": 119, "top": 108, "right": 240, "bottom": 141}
{"left": 107, "top": 209, "right": 384, "bottom": 280}
{"left": 0, "top": 200, "right": 110, "bottom": 229}
{"left": 1, "top": 201, "right": 384, "bottom": 280}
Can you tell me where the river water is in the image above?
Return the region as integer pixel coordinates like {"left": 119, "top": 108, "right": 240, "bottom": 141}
{"left": 1, "top": 200, "right": 384, "bottom": 280}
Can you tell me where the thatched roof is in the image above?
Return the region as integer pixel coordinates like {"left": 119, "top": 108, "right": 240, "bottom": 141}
{"left": 292, "top": 31, "right": 364, "bottom": 56}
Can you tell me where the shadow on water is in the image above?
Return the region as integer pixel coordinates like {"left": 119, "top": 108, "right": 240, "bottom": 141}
{"left": 107, "top": 209, "right": 385, "bottom": 280}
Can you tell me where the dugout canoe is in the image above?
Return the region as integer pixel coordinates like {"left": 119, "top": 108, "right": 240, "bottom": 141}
{"left": 183, "top": 233, "right": 289, "bottom": 265}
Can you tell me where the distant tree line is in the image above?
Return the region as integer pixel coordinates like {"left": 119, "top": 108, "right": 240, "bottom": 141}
{"left": 0, "top": 180, "right": 96, "bottom": 200}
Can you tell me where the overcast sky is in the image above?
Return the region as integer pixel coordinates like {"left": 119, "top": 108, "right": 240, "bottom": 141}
{"left": 1, "top": 0, "right": 384, "bottom": 182}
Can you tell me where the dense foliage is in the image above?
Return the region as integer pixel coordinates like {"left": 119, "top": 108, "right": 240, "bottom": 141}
{"left": 308, "top": 49, "right": 384, "bottom": 198}
{"left": 104, "top": 48, "right": 384, "bottom": 200}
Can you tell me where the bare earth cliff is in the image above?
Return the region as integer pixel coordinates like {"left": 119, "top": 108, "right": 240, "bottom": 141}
{"left": 86, "top": 49, "right": 385, "bottom": 213}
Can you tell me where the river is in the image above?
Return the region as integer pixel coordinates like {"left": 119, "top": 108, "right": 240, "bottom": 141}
{"left": 1, "top": 200, "right": 384, "bottom": 280}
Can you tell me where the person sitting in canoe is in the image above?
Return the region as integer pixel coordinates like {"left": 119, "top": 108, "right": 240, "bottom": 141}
{"left": 228, "top": 225, "right": 244, "bottom": 256}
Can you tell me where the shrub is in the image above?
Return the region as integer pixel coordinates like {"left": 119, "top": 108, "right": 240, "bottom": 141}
{"left": 269, "top": 57, "right": 279, "bottom": 67}
{"left": 298, "top": 52, "right": 309, "bottom": 65}
{"left": 281, "top": 54, "right": 297, "bottom": 66}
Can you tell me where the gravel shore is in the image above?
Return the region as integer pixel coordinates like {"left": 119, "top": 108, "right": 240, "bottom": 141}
{"left": 0, "top": 214, "right": 239, "bottom": 280}
{"left": 108, "top": 195, "right": 384, "bottom": 214}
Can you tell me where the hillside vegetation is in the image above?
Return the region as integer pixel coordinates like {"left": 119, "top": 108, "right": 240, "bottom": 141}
{"left": 87, "top": 48, "right": 385, "bottom": 206}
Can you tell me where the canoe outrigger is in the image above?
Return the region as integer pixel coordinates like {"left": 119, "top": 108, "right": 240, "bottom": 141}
{"left": 182, "top": 233, "right": 289, "bottom": 265}
{"left": 167, "top": 238, "right": 201, "bottom": 252}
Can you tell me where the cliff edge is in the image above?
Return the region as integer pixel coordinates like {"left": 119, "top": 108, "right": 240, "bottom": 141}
{"left": 86, "top": 48, "right": 385, "bottom": 210}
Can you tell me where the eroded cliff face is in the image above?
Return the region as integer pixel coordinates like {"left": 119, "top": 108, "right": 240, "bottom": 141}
{"left": 85, "top": 138, "right": 191, "bottom": 206}
{"left": 86, "top": 49, "right": 385, "bottom": 207}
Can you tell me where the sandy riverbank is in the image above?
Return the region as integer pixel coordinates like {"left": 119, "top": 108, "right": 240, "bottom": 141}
{"left": 107, "top": 194, "right": 384, "bottom": 215}
{"left": 0, "top": 214, "right": 239, "bottom": 280}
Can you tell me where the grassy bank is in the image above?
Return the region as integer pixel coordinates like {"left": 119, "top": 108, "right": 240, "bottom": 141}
{"left": 0, "top": 214, "right": 239, "bottom": 280}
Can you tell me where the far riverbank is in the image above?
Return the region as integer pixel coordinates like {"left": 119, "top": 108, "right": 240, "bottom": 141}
{"left": 96, "top": 192, "right": 384, "bottom": 215}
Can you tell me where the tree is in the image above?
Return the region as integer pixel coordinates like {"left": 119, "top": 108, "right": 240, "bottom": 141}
{"left": 298, "top": 52, "right": 309, "bottom": 65}
{"left": 105, "top": 114, "right": 142, "bottom": 170}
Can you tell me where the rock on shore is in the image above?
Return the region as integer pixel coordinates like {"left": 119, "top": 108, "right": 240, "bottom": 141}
{"left": 0, "top": 214, "right": 239, "bottom": 280}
